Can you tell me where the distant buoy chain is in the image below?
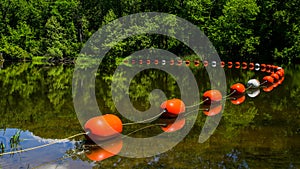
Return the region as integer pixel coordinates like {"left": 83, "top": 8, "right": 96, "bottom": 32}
{"left": 124, "top": 59, "right": 282, "bottom": 72}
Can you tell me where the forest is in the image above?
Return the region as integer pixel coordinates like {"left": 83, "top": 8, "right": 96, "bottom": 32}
{"left": 0, "top": 0, "right": 299, "bottom": 64}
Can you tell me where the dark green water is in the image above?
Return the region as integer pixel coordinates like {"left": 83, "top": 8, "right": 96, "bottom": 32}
{"left": 0, "top": 61, "right": 300, "bottom": 169}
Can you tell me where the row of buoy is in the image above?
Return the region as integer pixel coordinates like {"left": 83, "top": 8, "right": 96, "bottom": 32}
{"left": 84, "top": 60, "right": 285, "bottom": 161}
{"left": 124, "top": 59, "right": 281, "bottom": 72}
{"left": 84, "top": 114, "right": 187, "bottom": 143}
{"left": 0, "top": 60, "right": 284, "bottom": 162}
{"left": 159, "top": 65, "right": 284, "bottom": 115}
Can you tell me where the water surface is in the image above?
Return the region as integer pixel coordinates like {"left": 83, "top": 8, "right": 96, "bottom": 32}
{"left": 0, "top": 62, "right": 299, "bottom": 169}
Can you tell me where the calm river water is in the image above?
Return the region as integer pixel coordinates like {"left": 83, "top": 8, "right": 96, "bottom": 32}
{"left": 0, "top": 61, "right": 299, "bottom": 169}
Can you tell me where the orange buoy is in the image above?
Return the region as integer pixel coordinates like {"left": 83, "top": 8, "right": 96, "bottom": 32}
{"left": 278, "top": 77, "right": 285, "bottom": 84}
{"left": 170, "top": 59, "right": 174, "bottom": 65}
{"left": 139, "top": 59, "right": 143, "bottom": 65}
{"left": 160, "top": 99, "right": 186, "bottom": 116}
{"left": 269, "top": 65, "right": 274, "bottom": 72}
{"left": 161, "top": 118, "right": 186, "bottom": 132}
{"left": 203, "top": 60, "right": 208, "bottom": 67}
{"left": 84, "top": 114, "right": 123, "bottom": 141}
{"left": 271, "top": 73, "right": 281, "bottom": 88}
{"left": 235, "top": 62, "right": 241, "bottom": 69}
{"left": 266, "top": 64, "right": 271, "bottom": 72}
{"left": 260, "top": 64, "right": 266, "bottom": 72}
{"left": 276, "top": 71, "right": 283, "bottom": 78}
{"left": 203, "top": 104, "right": 222, "bottom": 116}
{"left": 132, "top": 59, "right": 136, "bottom": 64}
{"left": 263, "top": 85, "right": 274, "bottom": 92}
{"left": 262, "top": 76, "right": 274, "bottom": 84}
{"left": 221, "top": 61, "right": 225, "bottom": 68}
{"left": 85, "top": 138, "right": 123, "bottom": 161}
{"left": 249, "top": 63, "right": 254, "bottom": 70}
{"left": 231, "top": 95, "right": 246, "bottom": 105}
{"left": 154, "top": 59, "right": 159, "bottom": 65}
{"left": 194, "top": 60, "right": 200, "bottom": 67}
{"left": 230, "top": 83, "right": 246, "bottom": 95}
{"left": 271, "top": 73, "right": 279, "bottom": 83}
{"left": 278, "top": 68, "right": 285, "bottom": 76}
{"left": 273, "top": 82, "right": 279, "bottom": 88}
{"left": 185, "top": 60, "right": 190, "bottom": 66}
{"left": 228, "top": 62, "right": 233, "bottom": 68}
{"left": 242, "top": 62, "right": 247, "bottom": 69}
{"left": 202, "top": 90, "right": 222, "bottom": 105}
{"left": 146, "top": 59, "right": 151, "bottom": 65}
{"left": 177, "top": 60, "right": 182, "bottom": 66}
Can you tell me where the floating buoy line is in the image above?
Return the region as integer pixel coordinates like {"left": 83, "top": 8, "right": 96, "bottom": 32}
{"left": 0, "top": 59, "right": 285, "bottom": 163}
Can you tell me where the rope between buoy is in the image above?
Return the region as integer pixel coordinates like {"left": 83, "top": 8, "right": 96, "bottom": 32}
{"left": 0, "top": 132, "right": 87, "bottom": 156}
{"left": 223, "top": 90, "right": 236, "bottom": 99}
{"left": 185, "top": 98, "right": 209, "bottom": 108}
{"left": 122, "top": 111, "right": 164, "bottom": 126}
{"left": 260, "top": 80, "right": 268, "bottom": 86}
{"left": 245, "top": 85, "right": 253, "bottom": 90}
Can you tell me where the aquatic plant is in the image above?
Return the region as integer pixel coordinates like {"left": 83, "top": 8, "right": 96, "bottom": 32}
{"left": 0, "top": 141, "right": 5, "bottom": 153}
{"left": 9, "top": 130, "right": 21, "bottom": 149}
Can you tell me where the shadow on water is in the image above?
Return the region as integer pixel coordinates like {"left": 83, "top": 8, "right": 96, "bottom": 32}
{"left": 0, "top": 62, "right": 299, "bottom": 168}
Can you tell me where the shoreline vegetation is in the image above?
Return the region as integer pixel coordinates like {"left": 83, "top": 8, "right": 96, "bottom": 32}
{"left": 0, "top": 0, "right": 299, "bottom": 64}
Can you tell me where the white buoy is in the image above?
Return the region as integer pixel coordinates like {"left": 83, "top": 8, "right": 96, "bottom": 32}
{"left": 246, "top": 79, "right": 260, "bottom": 88}
{"left": 212, "top": 61, "right": 217, "bottom": 67}
{"left": 247, "top": 89, "right": 260, "bottom": 98}
{"left": 255, "top": 63, "right": 260, "bottom": 71}
{"left": 162, "top": 60, "right": 166, "bottom": 65}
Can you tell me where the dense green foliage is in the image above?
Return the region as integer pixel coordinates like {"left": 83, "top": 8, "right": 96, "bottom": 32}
{"left": 0, "top": 0, "right": 299, "bottom": 63}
